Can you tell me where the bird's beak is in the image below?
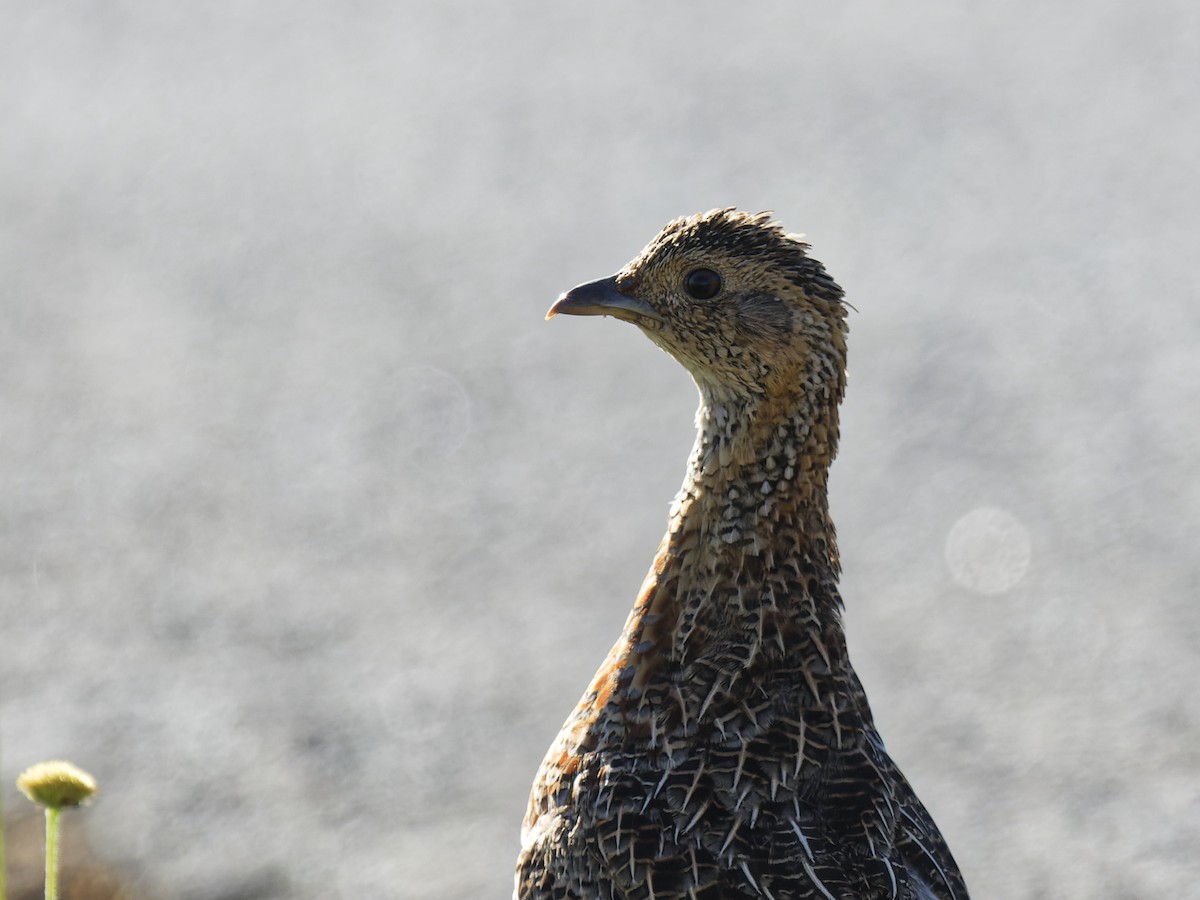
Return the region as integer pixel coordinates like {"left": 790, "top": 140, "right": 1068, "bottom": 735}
{"left": 545, "top": 276, "right": 661, "bottom": 323}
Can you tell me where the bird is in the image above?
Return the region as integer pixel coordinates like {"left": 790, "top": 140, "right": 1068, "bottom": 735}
{"left": 516, "top": 209, "right": 968, "bottom": 900}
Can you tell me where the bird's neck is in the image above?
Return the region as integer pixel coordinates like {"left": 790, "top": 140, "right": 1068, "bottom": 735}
{"left": 619, "top": 384, "right": 849, "bottom": 686}
{"left": 676, "top": 385, "right": 840, "bottom": 553}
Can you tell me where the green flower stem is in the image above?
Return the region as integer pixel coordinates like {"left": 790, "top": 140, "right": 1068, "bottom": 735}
{"left": 14, "top": 760, "right": 97, "bottom": 900}
{"left": 1, "top": 777, "right": 7, "bottom": 900}
{"left": 44, "top": 806, "right": 60, "bottom": 900}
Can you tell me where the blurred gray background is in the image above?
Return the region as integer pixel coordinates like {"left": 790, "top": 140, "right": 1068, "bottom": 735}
{"left": 2, "top": 2, "right": 1197, "bottom": 898}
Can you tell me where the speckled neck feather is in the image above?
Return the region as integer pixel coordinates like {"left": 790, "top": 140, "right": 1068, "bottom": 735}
{"left": 632, "top": 381, "right": 846, "bottom": 687}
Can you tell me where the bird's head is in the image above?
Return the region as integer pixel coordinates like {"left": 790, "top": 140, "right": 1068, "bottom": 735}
{"left": 547, "top": 209, "right": 848, "bottom": 408}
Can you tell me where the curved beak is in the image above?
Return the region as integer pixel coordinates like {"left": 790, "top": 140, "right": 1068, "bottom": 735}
{"left": 545, "top": 276, "right": 661, "bottom": 323}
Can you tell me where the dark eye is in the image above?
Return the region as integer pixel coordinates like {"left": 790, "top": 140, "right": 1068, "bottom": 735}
{"left": 683, "top": 268, "right": 722, "bottom": 300}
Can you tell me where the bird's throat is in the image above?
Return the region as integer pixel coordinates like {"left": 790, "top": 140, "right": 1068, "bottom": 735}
{"left": 617, "top": 387, "right": 848, "bottom": 689}
{"left": 679, "top": 388, "right": 840, "bottom": 543}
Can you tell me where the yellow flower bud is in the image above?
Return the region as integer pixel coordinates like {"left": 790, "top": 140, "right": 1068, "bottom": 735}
{"left": 16, "top": 761, "right": 98, "bottom": 809}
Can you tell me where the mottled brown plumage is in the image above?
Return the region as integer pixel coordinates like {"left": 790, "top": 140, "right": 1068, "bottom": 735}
{"left": 517, "top": 210, "right": 967, "bottom": 899}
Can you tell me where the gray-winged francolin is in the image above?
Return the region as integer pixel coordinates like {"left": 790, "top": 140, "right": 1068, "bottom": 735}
{"left": 517, "top": 210, "right": 968, "bottom": 900}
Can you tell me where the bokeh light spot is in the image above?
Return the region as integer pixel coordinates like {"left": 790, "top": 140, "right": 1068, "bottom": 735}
{"left": 944, "top": 506, "right": 1032, "bottom": 595}
{"left": 387, "top": 364, "right": 472, "bottom": 458}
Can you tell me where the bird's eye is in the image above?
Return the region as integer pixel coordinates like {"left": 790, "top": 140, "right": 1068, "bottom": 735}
{"left": 683, "top": 268, "right": 722, "bottom": 300}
